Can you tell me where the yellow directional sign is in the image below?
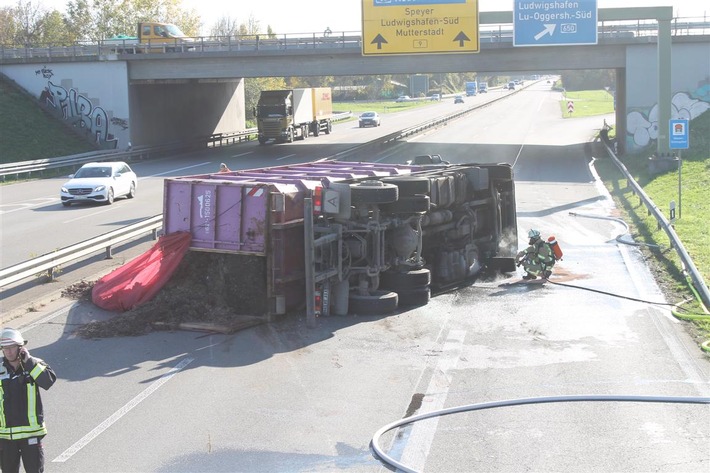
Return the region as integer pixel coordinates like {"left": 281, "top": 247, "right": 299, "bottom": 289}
{"left": 362, "top": 0, "right": 479, "bottom": 55}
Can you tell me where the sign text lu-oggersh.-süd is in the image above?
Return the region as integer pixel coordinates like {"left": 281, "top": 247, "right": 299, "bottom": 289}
{"left": 514, "top": 0, "right": 598, "bottom": 47}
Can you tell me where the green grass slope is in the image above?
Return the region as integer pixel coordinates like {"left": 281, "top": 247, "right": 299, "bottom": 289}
{"left": 0, "top": 76, "right": 95, "bottom": 164}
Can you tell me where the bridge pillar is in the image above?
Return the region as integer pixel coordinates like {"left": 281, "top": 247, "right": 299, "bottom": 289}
{"left": 657, "top": 16, "right": 672, "bottom": 155}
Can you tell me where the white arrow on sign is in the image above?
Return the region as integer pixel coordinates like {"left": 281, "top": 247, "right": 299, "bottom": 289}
{"left": 534, "top": 24, "right": 556, "bottom": 40}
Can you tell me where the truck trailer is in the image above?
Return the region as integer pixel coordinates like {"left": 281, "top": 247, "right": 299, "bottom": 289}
{"left": 465, "top": 81, "right": 478, "bottom": 96}
{"left": 162, "top": 159, "right": 517, "bottom": 318}
{"left": 255, "top": 88, "right": 333, "bottom": 144}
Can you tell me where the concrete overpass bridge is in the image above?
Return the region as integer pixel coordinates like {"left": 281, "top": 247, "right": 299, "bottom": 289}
{"left": 1, "top": 7, "right": 709, "bottom": 155}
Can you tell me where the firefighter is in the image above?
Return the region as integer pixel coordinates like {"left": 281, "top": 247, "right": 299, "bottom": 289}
{"left": 516, "top": 229, "right": 555, "bottom": 280}
{"left": 0, "top": 328, "right": 56, "bottom": 473}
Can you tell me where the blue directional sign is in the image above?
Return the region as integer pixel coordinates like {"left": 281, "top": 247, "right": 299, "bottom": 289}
{"left": 669, "top": 119, "right": 689, "bottom": 149}
{"left": 514, "top": 0, "right": 597, "bottom": 47}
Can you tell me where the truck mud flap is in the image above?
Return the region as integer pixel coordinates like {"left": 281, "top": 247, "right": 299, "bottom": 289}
{"left": 486, "top": 256, "right": 517, "bottom": 273}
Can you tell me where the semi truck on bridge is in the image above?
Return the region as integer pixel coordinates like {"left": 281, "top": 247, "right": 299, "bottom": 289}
{"left": 255, "top": 88, "right": 333, "bottom": 144}
{"left": 161, "top": 158, "right": 518, "bottom": 318}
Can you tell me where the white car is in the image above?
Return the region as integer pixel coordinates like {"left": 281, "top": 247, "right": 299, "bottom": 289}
{"left": 60, "top": 161, "right": 137, "bottom": 206}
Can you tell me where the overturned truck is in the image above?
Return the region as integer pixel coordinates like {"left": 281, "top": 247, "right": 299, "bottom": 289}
{"left": 163, "top": 158, "right": 517, "bottom": 317}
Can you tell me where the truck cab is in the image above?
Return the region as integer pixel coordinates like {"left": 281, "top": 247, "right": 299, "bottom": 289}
{"left": 138, "top": 22, "right": 193, "bottom": 52}
{"left": 106, "top": 22, "right": 193, "bottom": 53}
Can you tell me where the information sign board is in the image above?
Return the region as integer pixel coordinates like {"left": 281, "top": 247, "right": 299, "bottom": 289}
{"left": 669, "top": 119, "right": 689, "bottom": 149}
{"left": 514, "top": 0, "right": 598, "bottom": 47}
{"left": 362, "top": 0, "right": 479, "bottom": 55}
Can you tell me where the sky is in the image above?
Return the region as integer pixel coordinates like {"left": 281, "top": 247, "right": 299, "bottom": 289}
{"left": 1, "top": 0, "right": 708, "bottom": 35}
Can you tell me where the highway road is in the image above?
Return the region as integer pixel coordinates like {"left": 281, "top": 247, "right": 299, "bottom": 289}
{"left": 1, "top": 82, "right": 708, "bottom": 472}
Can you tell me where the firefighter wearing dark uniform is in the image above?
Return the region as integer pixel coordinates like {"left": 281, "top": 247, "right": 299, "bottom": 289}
{"left": 517, "top": 229, "right": 555, "bottom": 280}
{"left": 0, "top": 328, "right": 56, "bottom": 473}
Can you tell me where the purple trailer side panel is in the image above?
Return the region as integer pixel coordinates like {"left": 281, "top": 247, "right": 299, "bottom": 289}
{"left": 163, "top": 179, "right": 268, "bottom": 254}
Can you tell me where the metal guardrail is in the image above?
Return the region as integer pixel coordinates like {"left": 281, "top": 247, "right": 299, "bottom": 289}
{"left": 0, "top": 215, "right": 162, "bottom": 288}
{"left": 1, "top": 114, "right": 351, "bottom": 180}
{"left": 0, "top": 135, "right": 223, "bottom": 179}
{"left": 600, "top": 137, "right": 710, "bottom": 307}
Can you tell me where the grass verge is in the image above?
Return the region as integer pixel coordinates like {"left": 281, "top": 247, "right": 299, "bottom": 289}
{"left": 561, "top": 89, "right": 709, "bottom": 348}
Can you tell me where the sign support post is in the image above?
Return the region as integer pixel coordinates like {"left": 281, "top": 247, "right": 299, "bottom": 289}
{"left": 669, "top": 119, "right": 689, "bottom": 220}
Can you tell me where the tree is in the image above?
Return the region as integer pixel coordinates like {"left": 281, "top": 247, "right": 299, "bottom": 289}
{"left": 0, "top": 7, "right": 18, "bottom": 44}
{"left": 12, "top": 0, "right": 46, "bottom": 45}
{"left": 40, "top": 10, "right": 78, "bottom": 45}
{"left": 209, "top": 15, "right": 241, "bottom": 38}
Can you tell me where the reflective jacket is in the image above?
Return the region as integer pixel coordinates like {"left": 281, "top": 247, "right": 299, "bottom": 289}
{"left": 518, "top": 240, "right": 555, "bottom": 266}
{"left": 0, "top": 356, "right": 56, "bottom": 440}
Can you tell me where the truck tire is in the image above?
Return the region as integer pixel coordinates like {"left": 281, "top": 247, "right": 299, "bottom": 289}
{"left": 397, "top": 286, "right": 431, "bottom": 307}
{"left": 381, "top": 176, "right": 430, "bottom": 196}
{"left": 350, "top": 182, "right": 398, "bottom": 205}
{"left": 258, "top": 136, "right": 267, "bottom": 145}
{"left": 325, "top": 120, "right": 332, "bottom": 134}
{"left": 302, "top": 125, "right": 308, "bottom": 139}
{"left": 287, "top": 128, "right": 294, "bottom": 143}
{"left": 380, "top": 268, "right": 431, "bottom": 291}
{"left": 380, "top": 194, "right": 430, "bottom": 214}
{"left": 313, "top": 124, "right": 320, "bottom": 137}
{"left": 348, "top": 290, "right": 398, "bottom": 316}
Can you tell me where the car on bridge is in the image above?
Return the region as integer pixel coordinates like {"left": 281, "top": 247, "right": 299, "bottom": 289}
{"left": 358, "top": 111, "right": 381, "bottom": 127}
{"left": 60, "top": 161, "right": 137, "bottom": 206}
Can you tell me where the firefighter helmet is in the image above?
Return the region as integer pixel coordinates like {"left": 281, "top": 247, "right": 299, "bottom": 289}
{"left": 0, "top": 328, "right": 27, "bottom": 347}
{"left": 528, "top": 229, "right": 541, "bottom": 239}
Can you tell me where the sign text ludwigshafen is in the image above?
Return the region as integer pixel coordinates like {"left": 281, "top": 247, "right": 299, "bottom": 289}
{"left": 516, "top": 1, "right": 579, "bottom": 11}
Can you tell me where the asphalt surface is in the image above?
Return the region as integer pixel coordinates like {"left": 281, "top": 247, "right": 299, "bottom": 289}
{"left": 2, "top": 82, "right": 708, "bottom": 472}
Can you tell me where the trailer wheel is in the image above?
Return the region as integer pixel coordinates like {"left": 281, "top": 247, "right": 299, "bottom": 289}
{"left": 397, "top": 286, "right": 431, "bottom": 307}
{"left": 302, "top": 125, "right": 308, "bottom": 139}
{"left": 258, "top": 136, "right": 267, "bottom": 145}
{"left": 381, "top": 177, "right": 430, "bottom": 196}
{"left": 287, "top": 128, "right": 294, "bottom": 143}
{"left": 380, "top": 268, "right": 431, "bottom": 291}
{"left": 325, "top": 120, "right": 332, "bottom": 134}
{"left": 380, "top": 194, "right": 430, "bottom": 214}
{"left": 348, "top": 290, "right": 398, "bottom": 316}
{"left": 350, "top": 182, "right": 398, "bottom": 204}
{"left": 313, "top": 124, "right": 320, "bottom": 137}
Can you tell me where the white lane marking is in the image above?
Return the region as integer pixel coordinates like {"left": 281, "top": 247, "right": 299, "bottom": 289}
{"left": 52, "top": 357, "right": 194, "bottom": 463}
{"left": 0, "top": 198, "right": 60, "bottom": 215}
{"left": 231, "top": 152, "right": 252, "bottom": 158}
{"left": 144, "top": 162, "right": 211, "bottom": 177}
{"left": 395, "top": 330, "right": 466, "bottom": 471}
{"left": 276, "top": 154, "right": 297, "bottom": 161}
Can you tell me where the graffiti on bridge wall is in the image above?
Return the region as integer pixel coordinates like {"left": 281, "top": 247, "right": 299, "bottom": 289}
{"left": 626, "top": 83, "right": 710, "bottom": 151}
{"left": 38, "top": 80, "right": 125, "bottom": 150}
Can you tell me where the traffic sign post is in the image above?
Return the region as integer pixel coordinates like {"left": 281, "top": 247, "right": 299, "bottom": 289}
{"left": 361, "top": 0, "right": 479, "bottom": 55}
{"left": 514, "top": 0, "right": 597, "bottom": 46}
{"left": 669, "top": 119, "right": 689, "bottom": 219}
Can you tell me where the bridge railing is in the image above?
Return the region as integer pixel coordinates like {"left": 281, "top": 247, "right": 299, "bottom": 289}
{"left": 2, "top": 16, "right": 709, "bottom": 61}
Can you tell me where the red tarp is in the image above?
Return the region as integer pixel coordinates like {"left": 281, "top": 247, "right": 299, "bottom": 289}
{"left": 92, "top": 231, "right": 192, "bottom": 312}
